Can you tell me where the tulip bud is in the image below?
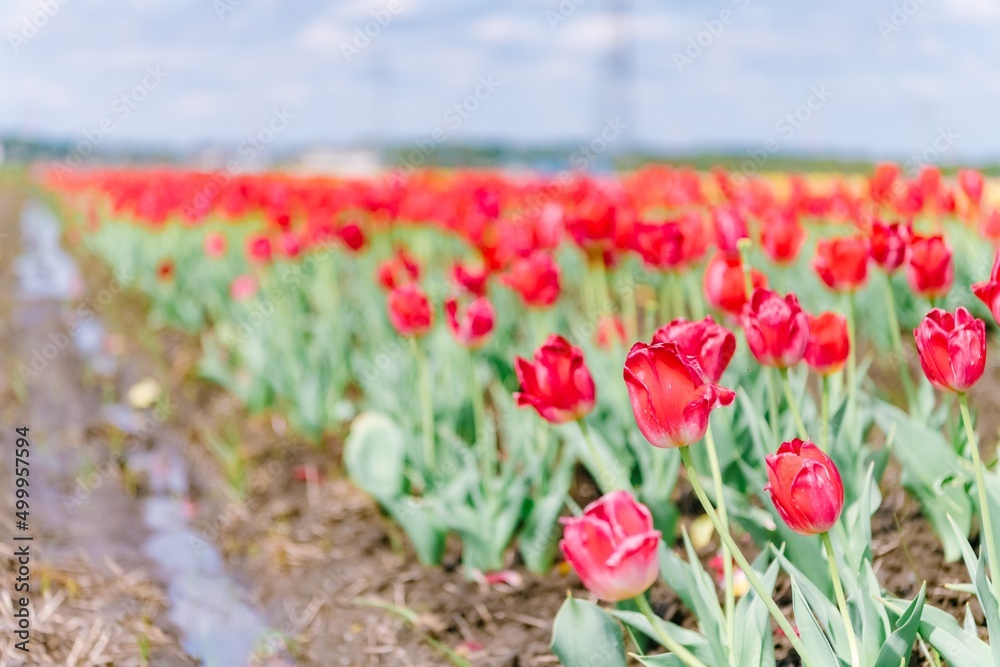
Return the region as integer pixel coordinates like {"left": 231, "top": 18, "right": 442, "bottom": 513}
{"left": 594, "top": 315, "right": 626, "bottom": 350}
{"left": 972, "top": 252, "right": 1000, "bottom": 327}
{"left": 624, "top": 341, "right": 735, "bottom": 449}
{"left": 246, "top": 234, "right": 273, "bottom": 264}
{"left": 444, "top": 296, "right": 495, "bottom": 349}
{"left": 652, "top": 316, "right": 736, "bottom": 384}
{"left": 765, "top": 439, "right": 844, "bottom": 535}
{"left": 387, "top": 284, "right": 433, "bottom": 338}
{"left": 869, "top": 220, "right": 911, "bottom": 273}
{"left": 907, "top": 234, "right": 953, "bottom": 299}
{"left": 914, "top": 307, "right": 986, "bottom": 393}
{"left": 377, "top": 248, "right": 422, "bottom": 291}
{"left": 501, "top": 251, "right": 561, "bottom": 308}
{"left": 559, "top": 490, "right": 661, "bottom": 602}
{"left": 514, "top": 335, "right": 595, "bottom": 423}
{"left": 451, "top": 261, "right": 490, "bottom": 297}
{"left": 741, "top": 289, "right": 810, "bottom": 369}
{"left": 959, "top": 169, "right": 985, "bottom": 205}
{"left": 712, "top": 205, "right": 749, "bottom": 256}
{"left": 812, "top": 235, "right": 870, "bottom": 292}
{"left": 760, "top": 211, "right": 806, "bottom": 265}
{"left": 230, "top": 274, "right": 258, "bottom": 301}
{"left": 204, "top": 232, "right": 227, "bottom": 258}
{"left": 805, "top": 311, "right": 850, "bottom": 376}
{"left": 703, "top": 251, "right": 767, "bottom": 318}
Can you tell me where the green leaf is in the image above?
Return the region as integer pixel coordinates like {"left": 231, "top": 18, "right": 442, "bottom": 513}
{"left": 634, "top": 655, "right": 686, "bottom": 666}
{"left": 789, "top": 578, "right": 840, "bottom": 667}
{"left": 606, "top": 609, "right": 713, "bottom": 663}
{"left": 878, "top": 596, "right": 992, "bottom": 667}
{"left": 974, "top": 552, "right": 1000, "bottom": 667}
{"left": 344, "top": 411, "right": 407, "bottom": 502}
{"left": 551, "top": 597, "right": 628, "bottom": 667}
{"left": 734, "top": 554, "right": 779, "bottom": 667}
{"left": 384, "top": 496, "right": 446, "bottom": 566}
{"left": 873, "top": 582, "right": 924, "bottom": 667}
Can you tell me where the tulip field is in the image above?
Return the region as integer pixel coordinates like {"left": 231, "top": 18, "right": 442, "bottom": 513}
{"left": 39, "top": 163, "right": 1000, "bottom": 666}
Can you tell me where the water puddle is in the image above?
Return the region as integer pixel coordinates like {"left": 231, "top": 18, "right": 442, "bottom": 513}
{"left": 14, "top": 200, "right": 291, "bottom": 667}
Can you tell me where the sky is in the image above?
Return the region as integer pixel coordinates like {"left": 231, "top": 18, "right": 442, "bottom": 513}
{"left": 2, "top": 0, "right": 1000, "bottom": 162}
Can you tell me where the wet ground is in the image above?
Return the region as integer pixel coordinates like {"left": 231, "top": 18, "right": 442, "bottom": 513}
{"left": 0, "top": 189, "right": 289, "bottom": 666}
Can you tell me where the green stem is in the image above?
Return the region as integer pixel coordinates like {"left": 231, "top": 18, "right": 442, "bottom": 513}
{"left": 411, "top": 337, "right": 436, "bottom": 473}
{"left": 959, "top": 393, "right": 1000, "bottom": 599}
{"left": 821, "top": 532, "right": 861, "bottom": 667}
{"left": 670, "top": 271, "right": 686, "bottom": 321}
{"left": 820, "top": 374, "right": 830, "bottom": 453}
{"left": 736, "top": 238, "right": 754, "bottom": 300}
{"left": 767, "top": 368, "right": 781, "bottom": 440}
{"left": 780, "top": 368, "right": 808, "bottom": 440}
{"left": 704, "top": 426, "right": 736, "bottom": 662}
{"left": 468, "top": 349, "right": 492, "bottom": 490}
{"left": 687, "top": 269, "right": 706, "bottom": 320}
{"left": 679, "top": 447, "right": 815, "bottom": 666}
{"left": 632, "top": 594, "right": 709, "bottom": 667}
{"left": 845, "top": 292, "right": 858, "bottom": 446}
{"left": 621, "top": 269, "right": 639, "bottom": 343}
{"left": 594, "top": 257, "right": 613, "bottom": 314}
{"left": 578, "top": 420, "right": 618, "bottom": 493}
{"left": 883, "top": 274, "right": 916, "bottom": 411}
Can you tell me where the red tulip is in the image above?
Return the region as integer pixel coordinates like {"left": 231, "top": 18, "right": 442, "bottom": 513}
{"left": 387, "top": 284, "right": 433, "bottom": 337}
{"left": 805, "top": 312, "right": 849, "bottom": 376}
{"left": 337, "top": 222, "right": 366, "bottom": 252}
{"left": 914, "top": 307, "right": 986, "bottom": 393}
{"left": 630, "top": 220, "right": 684, "bottom": 270}
{"left": 869, "top": 220, "right": 911, "bottom": 272}
{"left": 765, "top": 439, "right": 844, "bottom": 535}
{"left": 980, "top": 209, "right": 1000, "bottom": 243}
{"left": 594, "top": 315, "right": 626, "bottom": 350}
{"left": 279, "top": 232, "right": 301, "bottom": 258}
{"left": 812, "top": 235, "right": 870, "bottom": 292}
{"left": 444, "top": 296, "right": 495, "bottom": 349}
{"left": 652, "top": 316, "right": 736, "bottom": 384}
{"left": 501, "top": 251, "right": 561, "bottom": 308}
{"left": 959, "top": 169, "right": 984, "bottom": 205}
{"left": 377, "top": 248, "right": 422, "bottom": 291}
{"left": 204, "top": 232, "right": 227, "bottom": 258}
{"left": 972, "top": 252, "right": 1000, "bottom": 326}
{"left": 156, "top": 258, "right": 174, "bottom": 282}
{"left": 741, "top": 289, "right": 810, "bottom": 369}
{"left": 760, "top": 212, "right": 806, "bottom": 265}
{"left": 247, "top": 234, "right": 273, "bottom": 263}
{"left": 514, "top": 334, "right": 595, "bottom": 423}
{"left": 623, "top": 341, "right": 736, "bottom": 449}
{"left": 907, "top": 234, "right": 953, "bottom": 299}
{"left": 703, "top": 252, "right": 767, "bottom": 318}
{"left": 230, "top": 274, "right": 258, "bottom": 301}
{"left": 451, "top": 261, "right": 490, "bottom": 297}
{"left": 712, "top": 205, "right": 749, "bottom": 255}
{"left": 559, "top": 490, "right": 661, "bottom": 602}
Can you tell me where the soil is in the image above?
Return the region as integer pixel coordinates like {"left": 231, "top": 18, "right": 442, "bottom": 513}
{"left": 5, "top": 185, "right": 1000, "bottom": 666}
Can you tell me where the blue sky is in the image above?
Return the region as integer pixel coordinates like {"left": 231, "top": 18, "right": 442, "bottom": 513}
{"left": 2, "top": 0, "right": 1000, "bottom": 161}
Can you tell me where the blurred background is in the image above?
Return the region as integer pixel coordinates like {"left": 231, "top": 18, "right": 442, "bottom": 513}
{"left": 2, "top": 0, "right": 1000, "bottom": 173}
